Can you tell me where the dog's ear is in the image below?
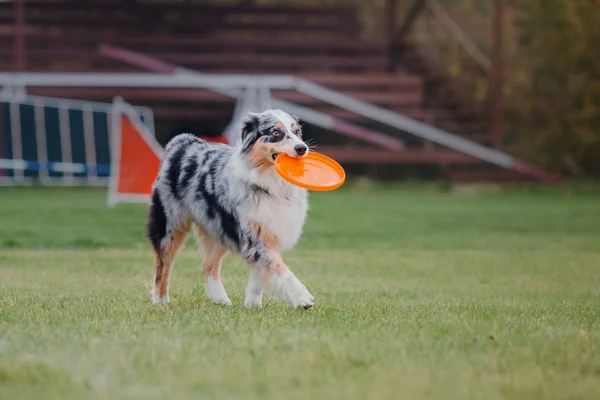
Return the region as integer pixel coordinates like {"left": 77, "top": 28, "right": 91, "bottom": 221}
{"left": 241, "top": 112, "right": 259, "bottom": 142}
{"left": 241, "top": 112, "right": 260, "bottom": 152}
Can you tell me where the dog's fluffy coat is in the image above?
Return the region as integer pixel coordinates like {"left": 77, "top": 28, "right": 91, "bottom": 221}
{"left": 145, "top": 109, "right": 315, "bottom": 309}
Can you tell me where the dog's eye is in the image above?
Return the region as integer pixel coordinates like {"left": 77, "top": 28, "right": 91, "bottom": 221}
{"left": 270, "top": 129, "right": 284, "bottom": 141}
{"left": 295, "top": 129, "right": 302, "bottom": 138}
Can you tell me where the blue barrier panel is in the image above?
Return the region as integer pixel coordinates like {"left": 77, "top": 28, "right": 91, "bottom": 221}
{"left": 93, "top": 111, "right": 111, "bottom": 178}
{"left": 44, "top": 106, "right": 63, "bottom": 178}
{"left": 20, "top": 104, "right": 38, "bottom": 178}
{"left": 68, "top": 108, "right": 87, "bottom": 179}
{"left": 2, "top": 102, "right": 13, "bottom": 178}
{"left": 0, "top": 95, "right": 154, "bottom": 185}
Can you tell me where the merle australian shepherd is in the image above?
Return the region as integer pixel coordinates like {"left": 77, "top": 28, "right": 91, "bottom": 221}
{"left": 145, "top": 109, "right": 315, "bottom": 309}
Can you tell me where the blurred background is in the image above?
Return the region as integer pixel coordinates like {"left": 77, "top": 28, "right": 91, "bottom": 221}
{"left": 1, "top": 3, "right": 600, "bottom": 398}
{"left": 0, "top": 0, "right": 599, "bottom": 185}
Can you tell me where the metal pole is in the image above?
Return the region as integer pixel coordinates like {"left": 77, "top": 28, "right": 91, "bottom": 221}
{"left": 386, "top": 0, "right": 396, "bottom": 72}
{"left": 0, "top": 101, "right": 4, "bottom": 176}
{"left": 14, "top": 0, "right": 26, "bottom": 71}
{"left": 491, "top": 0, "right": 504, "bottom": 149}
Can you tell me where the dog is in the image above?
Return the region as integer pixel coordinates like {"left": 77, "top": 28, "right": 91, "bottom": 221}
{"left": 145, "top": 109, "right": 315, "bottom": 309}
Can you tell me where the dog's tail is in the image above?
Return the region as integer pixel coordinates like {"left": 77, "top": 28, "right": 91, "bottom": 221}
{"left": 145, "top": 189, "right": 167, "bottom": 253}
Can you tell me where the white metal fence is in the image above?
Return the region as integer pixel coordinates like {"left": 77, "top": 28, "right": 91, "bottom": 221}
{"left": 0, "top": 71, "right": 560, "bottom": 183}
{"left": 0, "top": 91, "right": 154, "bottom": 186}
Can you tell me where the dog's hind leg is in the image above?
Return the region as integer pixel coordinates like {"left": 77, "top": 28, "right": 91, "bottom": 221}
{"left": 196, "top": 228, "right": 232, "bottom": 306}
{"left": 151, "top": 224, "right": 189, "bottom": 304}
{"left": 146, "top": 191, "right": 190, "bottom": 304}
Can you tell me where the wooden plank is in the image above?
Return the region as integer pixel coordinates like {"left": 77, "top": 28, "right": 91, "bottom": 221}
{"left": 317, "top": 146, "right": 479, "bottom": 165}
{"left": 144, "top": 106, "right": 431, "bottom": 122}
{"left": 0, "top": 20, "right": 357, "bottom": 35}
{"left": 317, "top": 107, "right": 433, "bottom": 121}
{"left": 13, "top": 0, "right": 26, "bottom": 71}
{"left": 0, "top": 23, "right": 356, "bottom": 36}
{"left": 273, "top": 91, "right": 421, "bottom": 107}
{"left": 18, "top": 20, "right": 356, "bottom": 35}
{"left": 150, "top": 53, "right": 388, "bottom": 71}
{"left": 4, "top": 14, "right": 354, "bottom": 30}
{"left": 10, "top": 50, "right": 389, "bottom": 71}
{"left": 0, "top": 37, "right": 387, "bottom": 56}
{"left": 0, "top": 2, "right": 357, "bottom": 19}
{"left": 298, "top": 73, "right": 422, "bottom": 89}
{"left": 0, "top": 35, "right": 389, "bottom": 56}
{"left": 447, "top": 168, "right": 526, "bottom": 182}
{"left": 23, "top": 35, "right": 386, "bottom": 51}
{"left": 142, "top": 106, "right": 437, "bottom": 123}
{"left": 0, "top": 2, "right": 360, "bottom": 34}
{"left": 151, "top": 107, "right": 233, "bottom": 120}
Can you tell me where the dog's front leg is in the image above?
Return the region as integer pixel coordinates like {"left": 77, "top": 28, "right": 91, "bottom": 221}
{"left": 242, "top": 246, "right": 314, "bottom": 309}
{"left": 243, "top": 267, "right": 263, "bottom": 308}
{"left": 266, "top": 258, "right": 315, "bottom": 310}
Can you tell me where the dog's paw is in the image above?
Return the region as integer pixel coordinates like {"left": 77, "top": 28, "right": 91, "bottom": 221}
{"left": 151, "top": 292, "right": 170, "bottom": 304}
{"left": 292, "top": 294, "right": 314, "bottom": 309}
{"left": 243, "top": 295, "right": 263, "bottom": 309}
{"left": 271, "top": 271, "right": 315, "bottom": 309}
{"left": 206, "top": 277, "right": 233, "bottom": 307}
{"left": 212, "top": 296, "right": 233, "bottom": 307}
{"left": 291, "top": 287, "right": 314, "bottom": 310}
{"left": 303, "top": 285, "right": 315, "bottom": 302}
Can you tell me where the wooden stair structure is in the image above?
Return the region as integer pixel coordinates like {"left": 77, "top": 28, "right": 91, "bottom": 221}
{"left": 0, "top": 0, "right": 518, "bottom": 181}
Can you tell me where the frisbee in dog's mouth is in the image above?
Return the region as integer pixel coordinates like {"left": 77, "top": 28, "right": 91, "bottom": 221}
{"left": 274, "top": 152, "right": 346, "bottom": 191}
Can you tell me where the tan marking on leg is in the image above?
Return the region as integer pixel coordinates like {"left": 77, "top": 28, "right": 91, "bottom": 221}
{"left": 202, "top": 237, "right": 229, "bottom": 280}
{"left": 249, "top": 249, "right": 287, "bottom": 289}
{"left": 193, "top": 223, "right": 208, "bottom": 239}
{"left": 247, "top": 222, "right": 287, "bottom": 289}
{"left": 244, "top": 222, "right": 313, "bottom": 308}
{"left": 249, "top": 221, "right": 280, "bottom": 250}
{"left": 274, "top": 259, "right": 288, "bottom": 276}
{"left": 154, "top": 252, "right": 164, "bottom": 288}
{"left": 154, "top": 223, "right": 190, "bottom": 298}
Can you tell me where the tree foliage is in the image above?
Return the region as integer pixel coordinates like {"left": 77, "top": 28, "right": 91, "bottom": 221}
{"left": 406, "top": 0, "right": 600, "bottom": 176}
{"left": 506, "top": 0, "right": 600, "bottom": 176}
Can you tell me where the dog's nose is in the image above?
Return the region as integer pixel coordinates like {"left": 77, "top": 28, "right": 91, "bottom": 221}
{"left": 294, "top": 144, "right": 308, "bottom": 156}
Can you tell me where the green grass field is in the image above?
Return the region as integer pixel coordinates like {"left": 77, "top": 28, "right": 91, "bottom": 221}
{"left": 1, "top": 184, "right": 599, "bottom": 400}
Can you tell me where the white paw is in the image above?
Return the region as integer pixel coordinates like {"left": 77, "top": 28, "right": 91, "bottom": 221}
{"left": 213, "top": 296, "right": 233, "bottom": 307}
{"left": 151, "top": 290, "right": 170, "bottom": 304}
{"left": 302, "top": 284, "right": 315, "bottom": 302}
{"left": 270, "top": 271, "right": 315, "bottom": 310}
{"left": 291, "top": 286, "right": 314, "bottom": 310}
{"left": 244, "top": 293, "right": 263, "bottom": 309}
{"left": 206, "top": 276, "right": 233, "bottom": 306}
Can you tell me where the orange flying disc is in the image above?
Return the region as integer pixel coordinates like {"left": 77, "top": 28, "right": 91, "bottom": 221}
{"left": 275, "top": 152, "right": 346, "bottom": 191}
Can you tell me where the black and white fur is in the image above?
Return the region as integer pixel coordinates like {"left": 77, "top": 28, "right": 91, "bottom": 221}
{"left": 145, "top": 109, "right": 314, "bottom": 309}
